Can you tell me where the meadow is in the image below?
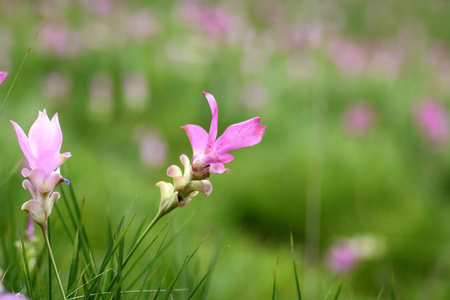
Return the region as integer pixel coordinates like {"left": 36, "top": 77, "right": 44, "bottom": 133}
{"left": 1, "top": 0, "right": 450, "bottom": 299}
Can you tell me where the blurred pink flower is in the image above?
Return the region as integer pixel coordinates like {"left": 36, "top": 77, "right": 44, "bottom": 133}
{"left": 343, "top": 102, "right": 375, "bottom": 136}
{"left": 126, "top": 10, "right": 160, "bottom": 41}
{"left": 78, "top": 0, "right": 111, "bottom": 16}
{"left": 89, "top": 73, "right": 113, "bottom": 116}
{"left": 326, "top": 235, "right": 384, "bottom": 274}
{"left": 326, "top": 242, "right": 359, "bottom": 273}
{"left": 38, "top": 23, "right": 82, "bottom": 57}
{"left": 26, "top": 215, "right": 35, "bottom": 241}
{"left": 0, "top": 72, "right": 7, "bottom": 84}
{"left": 176, "top": 1, "right": 236, "bottom": 38}
{"left": 41, "top": 72, "right": 71, "bottom": 101}
{"left": 140, "top": 132, "right": 168, "bottom": 168}
{"left": 182, "top": 92, "right": 266, "bottom": 174}
{"left": 11, "top": 110, "right": 71, "bottom": 227}
{"left": 415, "top": 99, "right": 449, "bottom": 146}
{"left": 123, "top": 72, "right": 149, "bottom": 110}
{"left": 328, "top": 38, "right": 368, "bottom": 76}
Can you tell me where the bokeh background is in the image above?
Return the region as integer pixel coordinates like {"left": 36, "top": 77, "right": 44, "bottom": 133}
{"left": 1, "top": 0, "right": 450, "bottom": 299}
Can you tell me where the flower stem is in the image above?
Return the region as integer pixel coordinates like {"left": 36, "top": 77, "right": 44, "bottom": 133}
{"left": 122, "top": 211, "right": 163, "bottom": 267}
{"left": 42, "top": 226, "right": 66, "bottom": 300}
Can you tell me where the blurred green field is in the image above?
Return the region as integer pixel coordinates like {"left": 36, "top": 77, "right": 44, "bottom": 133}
{"left": 1, "top": 0, "right": 450, "bottom": 299}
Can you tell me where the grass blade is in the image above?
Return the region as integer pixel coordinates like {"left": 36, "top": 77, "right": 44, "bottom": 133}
{"left": 290, "top": 231, "right": 302, "bottom": 300}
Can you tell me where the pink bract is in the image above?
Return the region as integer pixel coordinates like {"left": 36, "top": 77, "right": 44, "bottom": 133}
{"left": 182, "top": 92, "right": 266, "bottom": 174}
{"left": 10, "top": 109, "right": 71, "bottom": 175}
{"left": 0, "top": 72, "right": 7, "bottom": 84}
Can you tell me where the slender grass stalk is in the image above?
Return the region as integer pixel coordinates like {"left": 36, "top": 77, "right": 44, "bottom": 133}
{"left": 122, "top": 210, "right": 164, "bottom": 267}
{"left": 42, "top": 225, "right": 66, "bottom": 300}
{"left": 0, "top": 13, "right": 47, "bottom": 115}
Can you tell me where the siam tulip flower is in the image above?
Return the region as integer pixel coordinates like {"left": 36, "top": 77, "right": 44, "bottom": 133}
{"left": 326, "top": 235, "right": 384, "bottom": 274}
{"left": 0, "top": 72, "right": 7, "bottom": 84}
{"left": 343, "top": 101, "right": 376, "bottom": 137}
{"left": 182, "top": 92, "right": 266, "bottom": 176}
{"left": 415, "top": 99, "right": 449, "bottom": 146}
{"left": 10, "top": 110, "right": 71, "bottom": 228}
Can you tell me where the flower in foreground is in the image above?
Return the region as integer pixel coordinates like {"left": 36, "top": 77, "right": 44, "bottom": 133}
{"left": 182, "top": 92, "right": 266, "bottom": 175}
{"left": 11, "top": 110, "right": 71, "bottom": 228}
{"left": 0, "top": 72, "right": 7, "bottom": 84}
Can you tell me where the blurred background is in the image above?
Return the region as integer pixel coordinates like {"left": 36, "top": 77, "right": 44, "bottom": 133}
{"left": 1, "top": 0, "right": 450, "bottom": 299}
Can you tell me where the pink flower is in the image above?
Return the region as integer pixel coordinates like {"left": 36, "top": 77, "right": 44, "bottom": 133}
{"left": 415, "top": 99, "right": 449, "bottom": 146}
{"left": 182, "top": 92, "right": 266, "bottom": 174}
{"left": 11, "top": 110, "right": 71, "bottom": 227}
{"left": 326, "top": 242, "right": 359, "bottom": 274}
{"left": 343, "top": 102, "right": 376, "bottom": 137}
{"left": 11, "top": 110, "right": 71, "bottom": 176}
{"left": 0, "top": 72, "right": 7, "bottom": 84}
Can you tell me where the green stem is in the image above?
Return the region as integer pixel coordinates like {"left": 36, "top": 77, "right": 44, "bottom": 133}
{"left": 122, "top": 211, "right": 163, "bottom": 268}
{"left": 42, "top": 226, "right": 66, "bottom": 300}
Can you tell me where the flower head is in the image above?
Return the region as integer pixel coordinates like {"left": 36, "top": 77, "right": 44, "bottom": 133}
{"left": 10, "top": 109, "right": 71, "bottom": 175}
{"left": 0, "top": 72, "right": 7, "bottom": 84}
{"left": 182, "top": 92, "right": 266, "bottom": 175}
{"left": 11, "top": 110, "right": 71, "bottom": 228}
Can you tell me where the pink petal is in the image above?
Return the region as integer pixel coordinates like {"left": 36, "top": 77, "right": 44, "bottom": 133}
{"left": 202, "top": 92, "right": 218, "bottom": 151}
{"left": 214, "top": 117, "right": 266, "bottom": 153}
{"left": 181, "top": 124, "right": 209, "bottom": 156}
{"left": 28, "top": 110, "right": 63, "bottom": 158}
{"left": 209, "top": 162, "right": 229, "bottom": 174}
{"left": 10, "top": 120, "right": 36, "bottom": 168}
{"left": 219, "top": 153, "right": 234, "bottom": 163}
{"left": 0, "top": 72, "right": 7, "bottom": 84}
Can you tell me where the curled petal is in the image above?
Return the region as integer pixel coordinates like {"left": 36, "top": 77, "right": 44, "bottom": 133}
{"left": 219, "top": 153, "right": 234, "bottom": 163}
{"left": 0, "top": 71, "right": 7, "bottom": 84}
{"left": 21, "top": 168, "right": 31, "bottom": 177}
{"left": 22, "top": 199, "right": 45, "bottom": 227}
{"left": 202, "top": 92, "right": 218, "bottom": 151}
{"left": 178, "top": 197, "right": 192, "bottom": 207}
{"left": 180, "top": 154, "right": 191, "bottom": 171}
{"left": 215, "top": 117, "right": 266, "bottom": 153}
{"left": 181, "top": 124, "right": 209, "bottom": 156}
{"left": 27, "top": 168, "right": 63, "bottom": 194}
{"left": 46, "top": 191, "right": 61, "bottom": 218}
{"left": 10, "top": 121, "right": 35, "bottom": 168}
{"left": 156, "top": 181, "right": 174, "bottom": 199}
{"left": 189, "top": 180, "right": 213, "bottom": 196}
{"left": 209, "top": 162, "right": 229, "bottom": 174}
{"left": 167, "top": 165, "right": 182, "bottom": 178}
{"left": 22, "top": 180, "right": 37, "bottom": 199}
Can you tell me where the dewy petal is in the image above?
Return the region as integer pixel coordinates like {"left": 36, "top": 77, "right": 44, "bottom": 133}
{"left": 214, "top": 117, "right": 266, "bottom": 153}
{"left": 181, "top": 124, "right": 209, "bottom": 156}
{"left": 10, "top": 121, "right": 35, "bottom": 168}
{"left": 202, "top": 92, "right": 218, "bottom": 151}
{"left": 28, "top": 110, "right": 63, "bottom": 159}
{"left": 0, "top": 71, "right": 8, "bottom": 84}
